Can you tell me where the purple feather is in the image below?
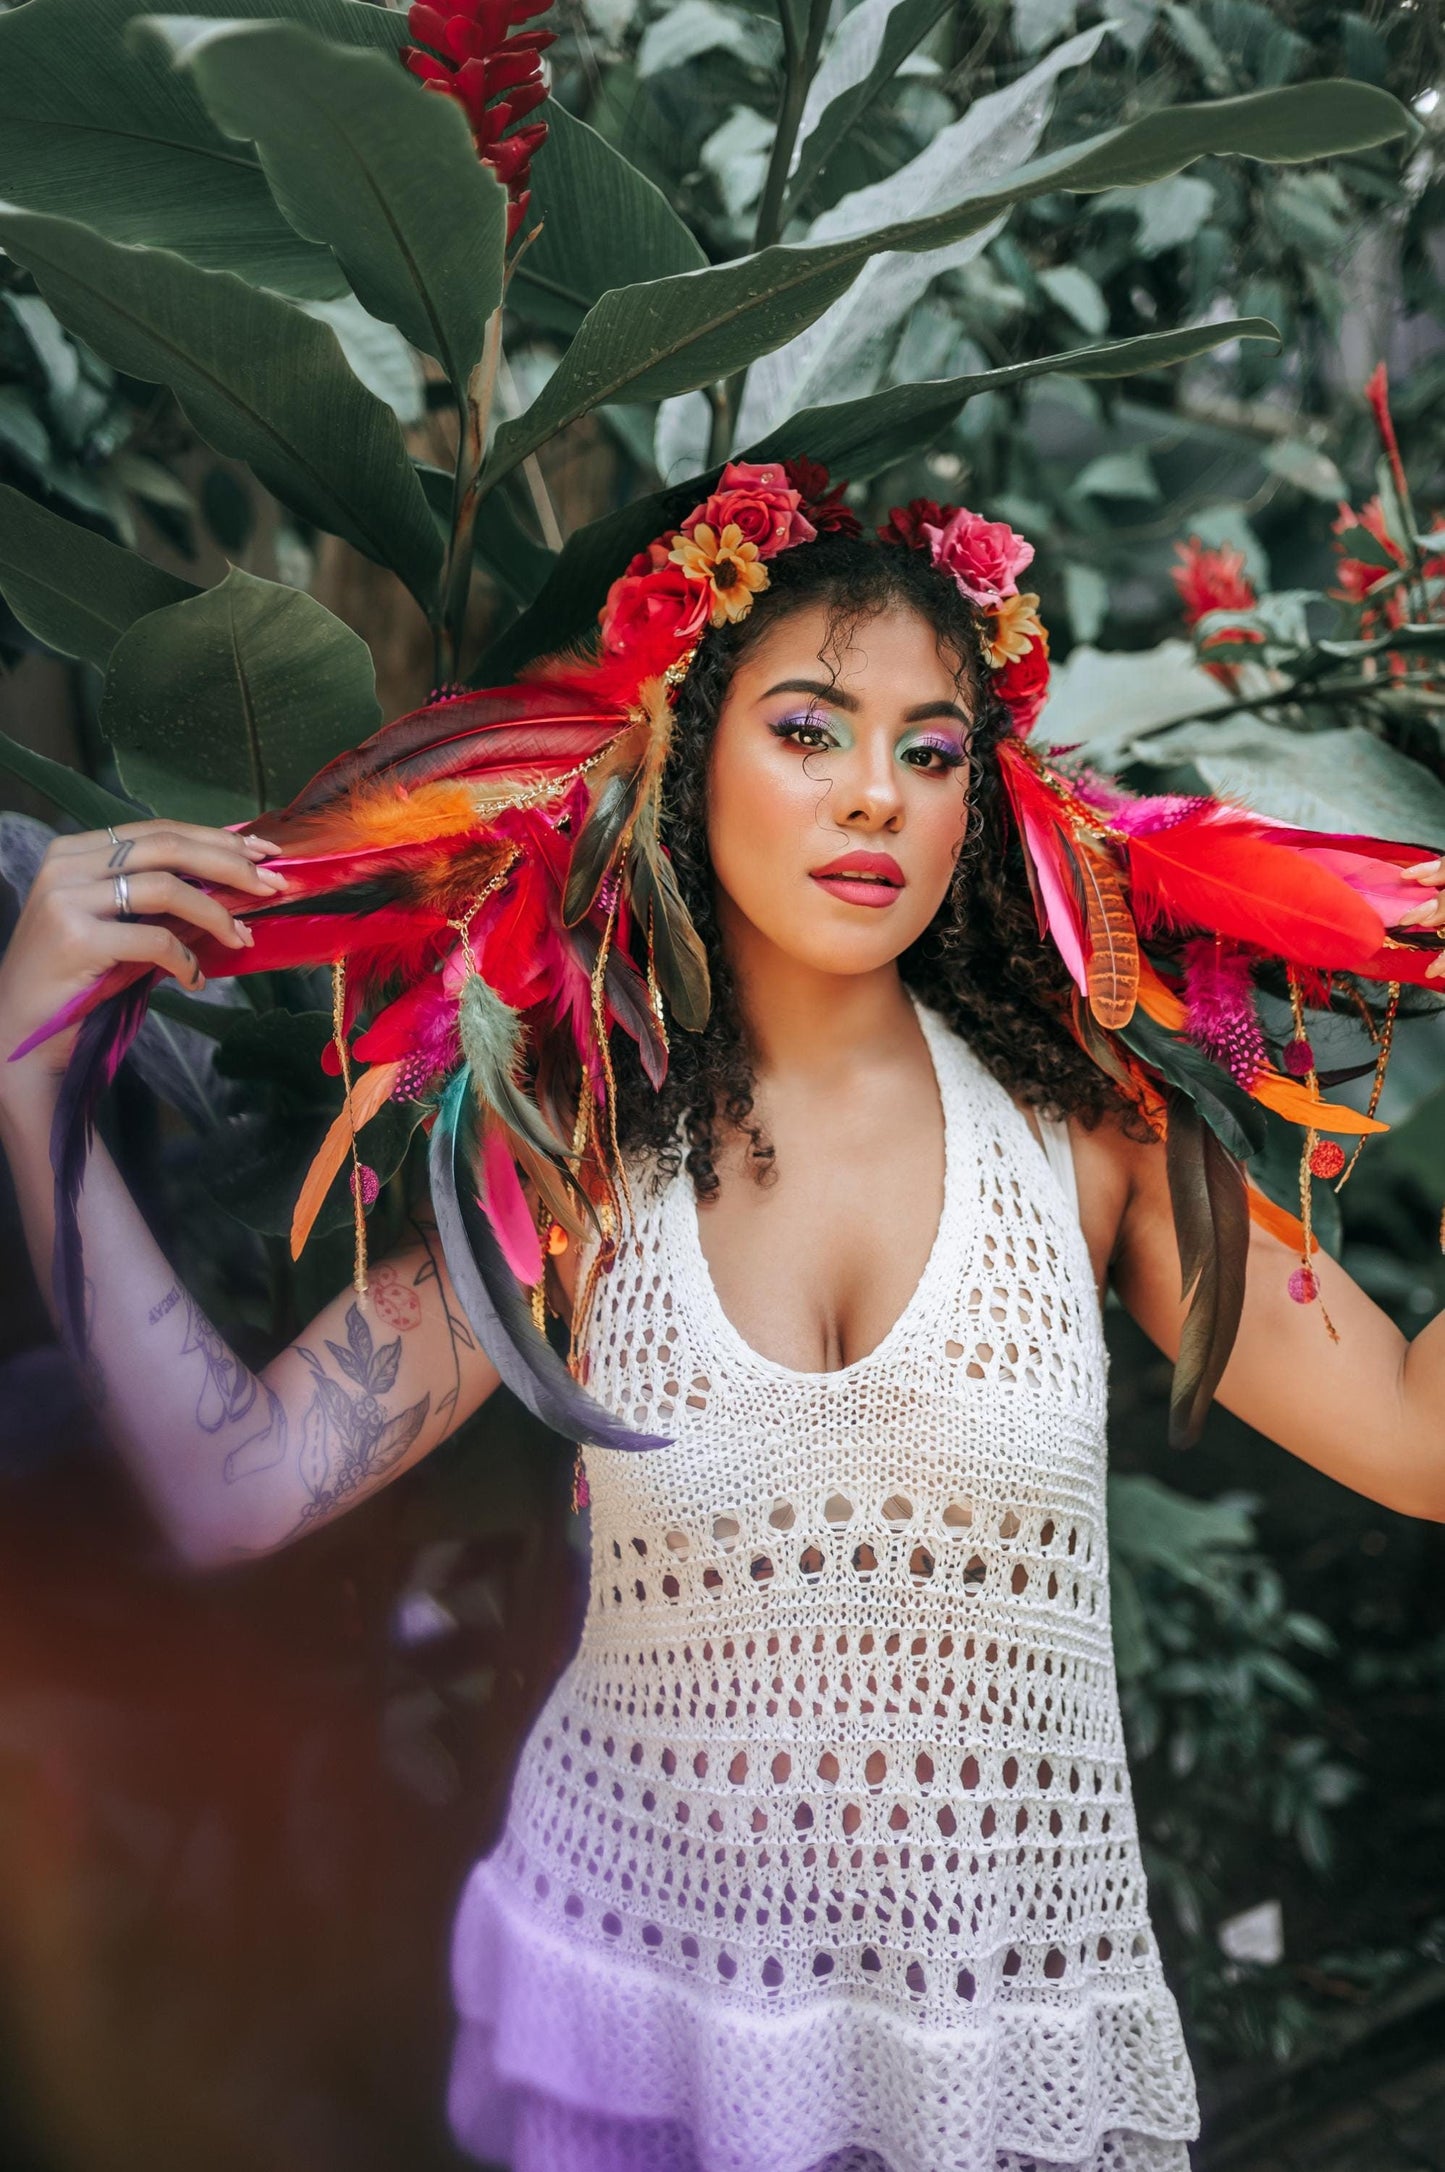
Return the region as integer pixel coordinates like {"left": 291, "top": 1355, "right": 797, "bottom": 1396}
{"left": 50, "top": 973, "right": 156, "bottom": 1349}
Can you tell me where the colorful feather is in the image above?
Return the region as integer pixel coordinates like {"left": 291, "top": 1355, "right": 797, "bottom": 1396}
{"left": 428, "top": 1069, "right": 667, "bottom": 1453}
{"left": 1163, "top": 1087, "right": 1250, "bottom": 1452}
{"left": 1121, "top": 808, "right": 1385, "bottom": 964}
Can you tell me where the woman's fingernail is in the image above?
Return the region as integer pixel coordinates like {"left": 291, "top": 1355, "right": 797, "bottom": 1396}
{"left": 245, "top": 836, "right": 281, "bottom": 856}
{"left": 1398, "top": 902, "right": 1435, "bottom": 924}
{"left": 257, "top": 868, "right": 288, "bottom": 890}
{"left": 1404, "top": 858, "right": 1442, "bottom": 877}
{"left": 235, "top": 920, "right": 255, "bottom": 946}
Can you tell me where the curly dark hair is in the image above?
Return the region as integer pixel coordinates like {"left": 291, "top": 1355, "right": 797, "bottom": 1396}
{"left": 613, "top": 529, "right": 1150, "bottom": 1197}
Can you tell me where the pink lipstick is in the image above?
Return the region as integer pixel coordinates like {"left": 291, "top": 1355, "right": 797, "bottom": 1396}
{"left": 808, "top": 849, "right": 906, "bottom": 908}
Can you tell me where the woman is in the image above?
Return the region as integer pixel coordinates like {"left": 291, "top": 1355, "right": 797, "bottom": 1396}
{"left": 2, "top": 474, "right": 1443, "bottom": 2172}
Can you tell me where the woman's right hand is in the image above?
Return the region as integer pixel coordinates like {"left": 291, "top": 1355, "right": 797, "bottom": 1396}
{"left": 0, "top": 817, "right": 288, "bottom": 1102}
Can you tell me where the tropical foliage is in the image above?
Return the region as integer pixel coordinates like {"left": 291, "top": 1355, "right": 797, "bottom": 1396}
{"left": 1, "top": 0, "right": 1442, "bottom": 2118}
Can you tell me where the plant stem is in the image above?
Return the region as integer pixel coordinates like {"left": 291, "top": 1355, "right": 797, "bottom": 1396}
{"left": 436, "top": 306, "right": 504, "bottom": 687}
{"left": 716, "top": 0, "right": 831, "bottom": 462}
{"left": 1122, "top": 675, "right": 1411, "bottom": 744}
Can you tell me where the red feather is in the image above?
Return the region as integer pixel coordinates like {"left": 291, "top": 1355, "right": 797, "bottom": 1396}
{"left": 1122, "top": 809, "right": 1385, "bottom": 965}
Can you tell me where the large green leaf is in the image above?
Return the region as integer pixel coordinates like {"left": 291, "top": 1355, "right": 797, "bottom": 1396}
{"left": 0, "top": 732, "right": 146, "bottom": 830}
{"left": 144, "top": 16, "right": 507, "bottom": 389}
{"left": 0, "top": 0, "right": 407, "bottom": 298}
{"left": 99, "top": 566, "right": 381, "bottom": 822}
{"left": 474, "top": 320, "right": 1277, "bottom": 679}
{"left": 512, "top": 106, "right": 707, "bottom": 340}
{"left": 0, "top": 206, "right": 443, "bottom": 613}
{"left": 0, "top": 481, "right": 198, "bottom": 667}
{"left": 786, "top": 0, "right": 955, "bottom": 213}
{"left": 1142, "top": 719, "right": 1445, "bottom": 846}
{"left": 484, "top": 80, "right": 1408, "bottom": 486}
{"left": 746, "top": 317, "right": 1281, "bottom": 479}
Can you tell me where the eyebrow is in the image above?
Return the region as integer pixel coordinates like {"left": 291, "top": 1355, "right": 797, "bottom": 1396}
{"left": 761, "top": 677, "right": 973, "bottom": 729}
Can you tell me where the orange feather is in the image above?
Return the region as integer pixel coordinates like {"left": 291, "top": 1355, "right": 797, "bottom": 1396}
{"left": 290, "top": 1060, "right": 403, "bottom": 1260}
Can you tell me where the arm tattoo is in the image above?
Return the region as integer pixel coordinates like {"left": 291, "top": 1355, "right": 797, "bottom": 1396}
{"left": 408, "top": 1210, "right": 474, "bottom": 1431}
{"left": 177, "top": 1289, "right": 287, "bottom": 1481}
{"left": 294, "top": 1302, "right": 429, "bottom": 1524}
{"left": 106, "top": 837, "right": 135, "bottom": 870}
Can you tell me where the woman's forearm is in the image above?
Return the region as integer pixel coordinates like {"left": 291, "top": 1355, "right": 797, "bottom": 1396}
{"left": 0, "top": 1076, "right": 297, "bottom": 1563}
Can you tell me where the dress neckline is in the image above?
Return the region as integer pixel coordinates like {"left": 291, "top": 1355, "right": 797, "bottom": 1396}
{"left": 668, "top": 993, "right": 960, "bottom": 1386}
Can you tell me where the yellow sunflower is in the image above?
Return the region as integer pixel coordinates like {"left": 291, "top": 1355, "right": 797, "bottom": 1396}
{"left": 669, "top": 521, "right": 769, "bottom": 627}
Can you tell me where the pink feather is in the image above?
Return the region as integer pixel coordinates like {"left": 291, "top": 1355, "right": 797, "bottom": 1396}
{"left": 479, "top": 1125, "right": 544, "bottom": 1284}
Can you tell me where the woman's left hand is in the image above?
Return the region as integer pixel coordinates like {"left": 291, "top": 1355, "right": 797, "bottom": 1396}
{"left": 1399, "top": 857, "right": 1445, "bottom": 977}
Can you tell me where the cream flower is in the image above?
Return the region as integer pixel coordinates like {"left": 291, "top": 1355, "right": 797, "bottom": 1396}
{"left": 983, "top": 591, "right": 1045, "bottom": 670}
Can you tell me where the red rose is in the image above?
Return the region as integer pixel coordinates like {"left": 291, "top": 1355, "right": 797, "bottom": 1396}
{"left": 924, "top": 506, "right": 1033, "bottom": 610}
{"left": 783, "top": 457, "right": 861, "bottom": 536}
{"left": 599, "top": 558, "right": 711, "bottom": 657}
{"left": 994, "top": 630, "right": 1050, "bottom": 735}
{"left": 684, "top": 460, "right": 816, "bottom": 557}
{"left": 878, "top": 498, "right": 952, "bottom": 550}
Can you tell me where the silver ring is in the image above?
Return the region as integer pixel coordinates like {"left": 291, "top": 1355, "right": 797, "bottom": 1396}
{"left": 106, "top": 825, "right": 121, "bottom": 847}
{"left": 113, "top": 872, "right": 134, "bottom": 921}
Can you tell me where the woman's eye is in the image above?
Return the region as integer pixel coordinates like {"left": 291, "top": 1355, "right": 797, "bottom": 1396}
{"left": 902, "top": 740, "right": 965, "bottom": 773}
{"left": 771, "top": 715, "right": 836, "bottom": 750}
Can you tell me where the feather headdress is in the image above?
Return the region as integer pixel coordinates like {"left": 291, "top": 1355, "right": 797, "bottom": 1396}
{"left": 18, "top": 459, "right": 1445, "bottom": 1466}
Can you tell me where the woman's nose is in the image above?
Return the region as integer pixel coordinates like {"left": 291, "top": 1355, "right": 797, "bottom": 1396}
{"left": 838, "top": 743, "right": 904, "bottom": 827}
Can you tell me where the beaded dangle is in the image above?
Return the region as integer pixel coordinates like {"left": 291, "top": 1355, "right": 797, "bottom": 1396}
{"left": 1282, "top": 966, "right": 1338, "bottom": 1340}
{"left": 331, "top": 956, "right": 371, "bottom": 1301}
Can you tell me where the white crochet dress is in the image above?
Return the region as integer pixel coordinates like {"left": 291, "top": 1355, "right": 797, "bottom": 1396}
{"left": 448, "top": 996, "right": 1202, "bottom": 2172}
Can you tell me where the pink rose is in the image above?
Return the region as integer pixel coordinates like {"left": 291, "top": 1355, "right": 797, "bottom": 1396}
{"left": 683, "top": 461, "right": 816, "bottom": 558}
{"left": 994, "top": 630, "right": 1050, "bottom": 735}
{"left": 599, "top": 557, "right": 711, "bottom": 657}
{"left": 923, "top": 507, "right": 1034, "bottom": 610}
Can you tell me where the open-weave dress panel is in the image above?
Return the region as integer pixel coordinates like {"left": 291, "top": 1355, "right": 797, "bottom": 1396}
{"left": 449, "top": 998, "right": 1201, "bottom": 2172}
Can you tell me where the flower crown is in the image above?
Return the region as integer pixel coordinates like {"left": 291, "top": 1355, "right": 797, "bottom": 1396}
{"left": 593, "top": 458, "right": 1051, "bottom": 736}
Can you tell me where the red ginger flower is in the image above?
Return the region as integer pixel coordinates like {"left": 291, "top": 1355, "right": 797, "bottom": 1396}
{"left": 1171, "top": 536, "right": 1264, "bottom": 686}
{"left": 403, "top": 0, "right": 554, "bottom": 242}
{"left": 1171, "top": 536, "right": 1258, "bottom": 624}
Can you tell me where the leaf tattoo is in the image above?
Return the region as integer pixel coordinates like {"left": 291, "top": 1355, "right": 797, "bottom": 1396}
{"left": 296, "top": 1302, "right": 429, "bottom": 1524}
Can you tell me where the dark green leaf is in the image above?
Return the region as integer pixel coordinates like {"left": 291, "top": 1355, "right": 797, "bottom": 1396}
{"left": 746, "top": 318, "right": 1281, "bottom": 480}
{"left": 152, "top": 17, "right": 507, "bottom": 388}
{"left": 99, "top": 566, "right": 381, "bottom": 822}
{"left": 787, "top": 0, "right": 955, "bottom": 213}
{"left": 0, "top": 0, "right": 407, "bottom": 298}
{"left": 484, "top": 81, "right": 1407, "bottom": 484}
{"left": 1332, "top": 521, "right": 1397, "bottom": 571}
{"left": 0, "top": 730, "right": 146, "bottom": 829}
{"left": 0, "top": 205, "right": 443, "bottom": 612}
{"left": 513, "top": 105, "right": 707, "bottom": 340}
{"left": 0, "top": 479, "right": 198, "bottom": 667}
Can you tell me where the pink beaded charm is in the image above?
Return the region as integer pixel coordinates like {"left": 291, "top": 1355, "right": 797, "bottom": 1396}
{"left": 1309, "top": 1139, "right": 1346, "bottom": 1180}
{"left": 350, "top": 1163, "right": 381, "bottom": 1207}
{"left": 1282, "top": 1038, "right": 1315, "bottom": 1077}
{"left": 1287, "top": 1266, "right": 1318, "bottom": 1304}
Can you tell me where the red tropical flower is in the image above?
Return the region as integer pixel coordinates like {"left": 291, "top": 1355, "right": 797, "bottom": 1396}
{"left": 1171, "top": 537, "right": 1258, "bottom": 625}
{"left": 1330, "top": 494, "right": 1406, "bottom": 604}
{"left": 403, "top": 0, "right": 555, "bottom": 242}
{"left": 1171, "top": 537, "right": 1265, "bottom": 686}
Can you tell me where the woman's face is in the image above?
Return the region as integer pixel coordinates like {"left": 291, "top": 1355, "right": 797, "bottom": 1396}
{"left": 705, "top": 600, "right": 975, "bottom": 978}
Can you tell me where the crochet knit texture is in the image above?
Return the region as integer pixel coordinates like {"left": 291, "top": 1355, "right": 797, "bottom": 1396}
{"left": 448, "top": 997, "right": 1201, "bottom": 2172}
